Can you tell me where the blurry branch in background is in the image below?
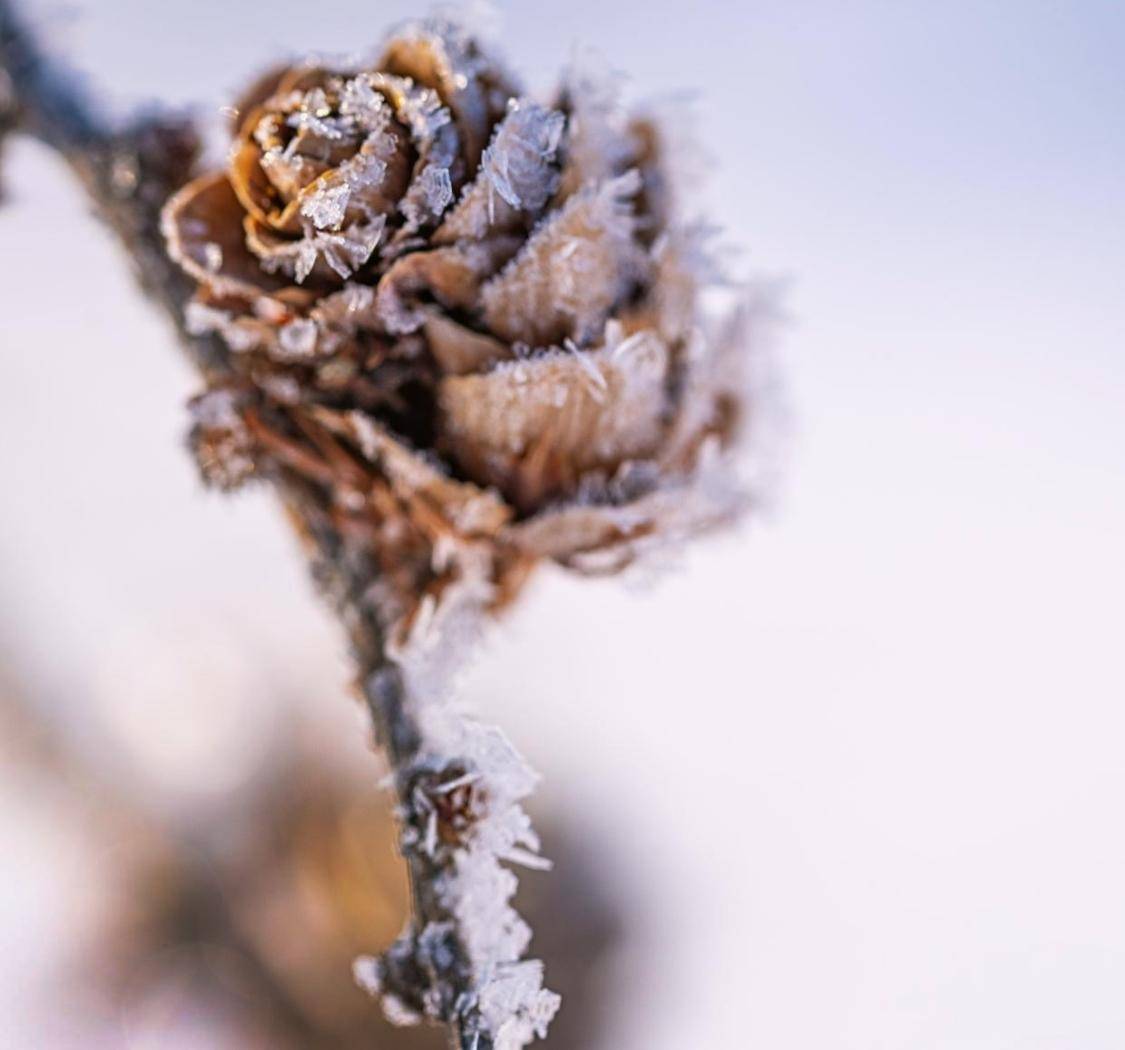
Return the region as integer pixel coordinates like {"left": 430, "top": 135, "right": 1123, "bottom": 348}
{"left": 0, "top": 651, "right": 375, "bottom": 1047}
{"left": 0, "top": 646, "right": 622, "bottom": 1048}
{"left": 0, "top": 666, "right": 346, "bottom": 1044}
{"left": 0, "top": 5, "right": 547, "bottom": 1046}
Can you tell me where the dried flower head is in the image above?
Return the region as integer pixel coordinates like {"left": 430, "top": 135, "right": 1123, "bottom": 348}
{"left": 162, "top": 14, "right": 762, "bottom": 646}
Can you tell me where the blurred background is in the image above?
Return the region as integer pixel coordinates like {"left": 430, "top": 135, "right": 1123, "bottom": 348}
{"left": 1, "top": 1, "right": 1123, "bottom": 1047}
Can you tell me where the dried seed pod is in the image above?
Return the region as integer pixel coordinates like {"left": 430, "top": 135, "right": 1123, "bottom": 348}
{"left": 162, "top": 14, "right": 761, "bottom": 645}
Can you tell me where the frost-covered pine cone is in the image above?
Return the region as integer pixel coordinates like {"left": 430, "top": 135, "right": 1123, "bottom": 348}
{"left": 163, "top": 15, "right": 758, "bottom": 648}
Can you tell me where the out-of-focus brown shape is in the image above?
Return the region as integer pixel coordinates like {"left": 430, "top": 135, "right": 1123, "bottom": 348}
{"left": 90, "top": 746, "right": 624, "bottom": 1049}
{"left": 102, "top": 754, "right": 433, "bottom": 1048}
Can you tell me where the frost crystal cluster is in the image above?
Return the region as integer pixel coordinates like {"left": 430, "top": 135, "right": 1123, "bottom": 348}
{"left": 161, "top": 11, "right": 764, "bottom": 1047}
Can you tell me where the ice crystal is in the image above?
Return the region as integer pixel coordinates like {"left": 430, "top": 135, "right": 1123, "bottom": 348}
{"left": 478, "top": 962, "right": 561, "bottom": 1050}
{"left": 202, "top": 241, "right": 223, "bottom": 272}
{"left": 417, "top": 163, "right": 455, "bottom": 215}
{"left": 188, "top": 388, "right": 257, "bottom": 490}
{"left": 352, "top": 955, "right": 383, "bottom": 997}
{"left": 300, "top": 180, "right": 353, "bottom": 230}
{"left": 291, "top": 215, "right": 387, "bottom": 281}
{"left": 339, "top": 73, "right": 394, "bottom": 131}
{"left": 184, "top": 301, "right": 264, "bottom": 354}
{"left": 277, "top": 318, "right": 319, "bottom": 360}
{"left": 390, "top": 549, "right": 495, "bottom": 703}
{"left": 483, "top": 101, "right": 564, "bottom": 210}
{"left": 287, "top": 86, "right": 350, "bottom": 141}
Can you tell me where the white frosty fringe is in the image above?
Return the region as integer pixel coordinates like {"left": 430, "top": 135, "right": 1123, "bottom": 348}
{"left": 359, "top": 550, "right": 560, "bottom": 1047}
{"left": 478, "top": 961, "right": 560, "bottom": 1050}
{"left": 570, "top": 439, "right": 748, "bottom": 576}
{"left": 497, "top": 270, "right": 783, "bottom": 579}
{"left": 436, "top": 98, "right": 565, "bottom": 244}
{"left": 480, "top": 168, "right": 646, "bottom": 347}
{"left": 387, "top": 546, "right": 495, "bottom": 703}
{"left": 480, "top": 101, "right": 564, "bottom": 213}
{"left": 719, "top": 278, "right": 790, "bottom": 511}
{"left": 285, "top": 213, "right": 387, "bottom": 282}
{"left": 557, "top": 45, "right": 635, "bottom": 197}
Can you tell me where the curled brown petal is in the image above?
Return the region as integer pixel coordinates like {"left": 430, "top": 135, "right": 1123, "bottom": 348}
{"left": 229, "top": 72, "right": 345, "bottom": 232}
{"left": 438, "top": 332, "right": 671, "bottom": 508}
{"left": 375, "top": 237, "right": 521, "bottom": 335}
{"left": 367, "top": 71, "right": 462, "bottom": 233}
{"left": 506, "top": 461, "right": 743, "bottom": 573}
{"left": 479, "top": 171, "right": 647, "bottom": 347}
{"left": 230, "top": 130, "right": 290, "bottom": 230}
{"left": 379, "top": 19, "right": 518, "bottom": 169}
{"left": 505, "top": 500, "right": 650, "bottom": 564}
{"left": 422, "top": 313, "right": 512, "bottom": 376}
{"left": 162, "top": 171, "right": 301, "bottom": 302}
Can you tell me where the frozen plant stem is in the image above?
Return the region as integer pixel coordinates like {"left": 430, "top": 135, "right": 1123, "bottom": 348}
{"left": 0, "top": 4, "right": 557, "bottom": 1047}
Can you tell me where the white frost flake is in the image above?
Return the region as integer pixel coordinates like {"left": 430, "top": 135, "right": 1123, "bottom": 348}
{"left": 301, "top": 181, "right": 352, "bottom": 230}
{"left": 481, "top": 100, "right": 565, "bottom": 210}
{"left": 277, "top": 318, "right": 319, "bottom": 360}
{"left": 418, "top": 163, "right": 455, "bottom": 214}
{"left": 478, "top": 962, "right": 562, "bottom": 1050}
